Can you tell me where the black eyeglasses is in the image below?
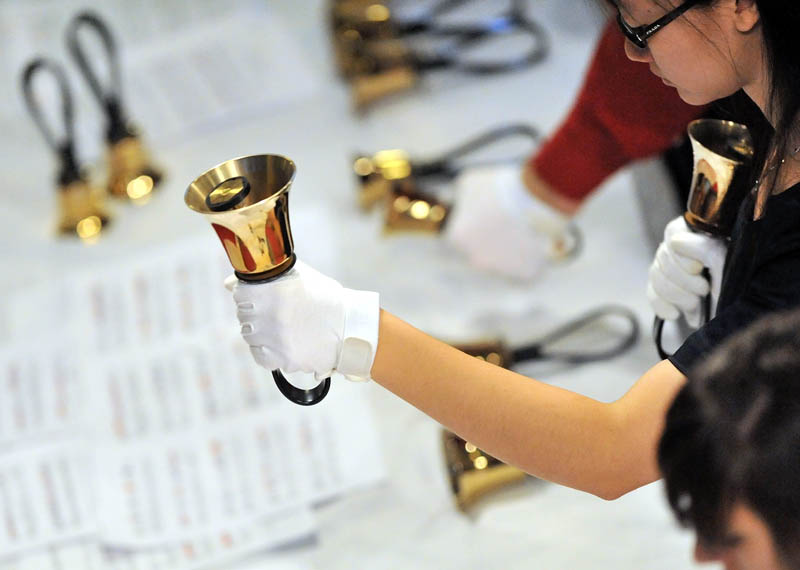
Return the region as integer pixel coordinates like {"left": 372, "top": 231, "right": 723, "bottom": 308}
{"left": 616, "top": 0, "right": 702, "bottom": 49}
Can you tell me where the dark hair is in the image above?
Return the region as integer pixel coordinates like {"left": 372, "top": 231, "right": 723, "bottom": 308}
{"left": 658, "top": 308, "right": 800, "bottom": 564}
{"left": 723, "top": 0, "right": 800, "bottom": 217}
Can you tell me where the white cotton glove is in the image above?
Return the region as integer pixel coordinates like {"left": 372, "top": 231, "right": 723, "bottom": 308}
{"left": 224, "top": 261, "right": 380, "bottom": 381}
{"left": 443, "top": 164, "right": 572, "bottom": 282}
{"left": 647, "top": 216, "right": 728, "bottom": 328}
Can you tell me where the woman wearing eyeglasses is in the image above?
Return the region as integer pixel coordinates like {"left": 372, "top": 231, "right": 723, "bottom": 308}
{"left": 227, "top": 0, "right": 800, "bottom": 559}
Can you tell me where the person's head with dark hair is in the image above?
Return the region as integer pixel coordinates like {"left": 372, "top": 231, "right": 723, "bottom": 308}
{"left": 607, "top": 0, "right": 800, "bottom": 215}
{"left": 659, "top": 309, "right": 800, "bottom": 569}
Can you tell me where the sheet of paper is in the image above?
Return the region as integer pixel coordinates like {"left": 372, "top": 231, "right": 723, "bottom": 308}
{"left": 1, "top": 232, "right": 383, "bottom": 549}
{"left": 64, "top": 239, "right": 384, "bottom": 546}
{"left": 122, "top": 2, "right": 319, "bottom": 145}
{"left": 1, "top": 0, "right": 318, "bottom": 154}
{"left": 103, "top": 509, "right": 316, "bottom": 570}
{"left": 90, "top": 345, "right": 383, "bottom": 546}
{"left": 0, "top": 443, "right": 95, "bottom": 559}
{"left": 0, "top": 342, "right": 87, "bottom": 447}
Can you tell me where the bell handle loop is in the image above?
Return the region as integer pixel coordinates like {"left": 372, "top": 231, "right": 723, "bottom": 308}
{"left": 21, "top": 58, "right": 75, "bottom": 154}
{"left": 271, "top": 370, "right": 331, "bottom": 406}
{"left": 66, "top": 11, "right": 129, "bottom": 142}
{"left": 412, "top": 123, "right": 541, "bottom": 179}
{"left": 511, "top": 305, "right": 640, "bottom": 365}
{"left": 21, "top": 58, "right": 82, "bottom": 185}
{"left": 411, "top": 1, "right": 549, "bottom": 76}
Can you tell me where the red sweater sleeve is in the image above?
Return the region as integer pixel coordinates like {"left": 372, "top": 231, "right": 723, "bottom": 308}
{"left": 529, "top": 20, "right": 707, "bottom": 202}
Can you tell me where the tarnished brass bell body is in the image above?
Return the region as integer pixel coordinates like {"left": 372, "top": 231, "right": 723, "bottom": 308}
{"left": 331, "top": 0, "right": 393, "bottom": 38}
{"left": 185, "top": 154, "right": 296, "bottom": 282}
{"left": 353, "top": 149, "right": 413, "bottom": 210}
{"left": 384, "top": 188, "right": 448, "bottom": 234}
{"left": 107, "top": 133, "right": 163, "bottom": 202}
{"left": 441, "top": 336, "right": 524, "bottom": 511}
{"left": 451, "top": 340, "right": 512, "bottom": 368}
{"left": 684, "top": 119, "right": 754, "bottom": 236}
{"left": 442, "top": 431, "right": 526, "bottom": 512}
{"left": 352, "top": 66, "right": 418, "bottom": 111}
{"left": 58, "top": 178, "right": 111, "bottom": 241}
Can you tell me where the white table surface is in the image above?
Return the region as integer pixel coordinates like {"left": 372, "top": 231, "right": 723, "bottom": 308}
{"left": 0, "top": 1, "right": 715, "bottom": 568}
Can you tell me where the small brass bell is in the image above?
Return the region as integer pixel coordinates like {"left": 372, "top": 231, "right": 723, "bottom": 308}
{"left": 67, "top": 11, "right": 163, "bottom": 204}
{"left": 21, "top": 57, "right": 112, "bottom": 242}
{"left": 442, "top": 431, "right": 526, "bottom": 512}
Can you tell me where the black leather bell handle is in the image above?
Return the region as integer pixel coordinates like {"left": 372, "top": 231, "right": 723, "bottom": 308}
{"left": 272, "top": 371, "right": 331, "bottom": 406}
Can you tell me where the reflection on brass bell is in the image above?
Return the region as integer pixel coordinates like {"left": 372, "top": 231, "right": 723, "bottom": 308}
{"left": 106, "top": 130, "right": 163, "bottom": 203}
{"left": 351, "top": 66, "right": 418, "bottom": 111}
{"left": 384, "top": 189, "right": 448, "bottom": 234}
{"left": 352, "top": 149, "right": 449, "bottom": 233}
{"left": 58, "top": 179, "right": 112, "bottom": 241}
{"left": 442, "top": 430, "right": 526, "bottom": 512}
{"left": 353, "top": 149, "right": 413, "bottom": 210}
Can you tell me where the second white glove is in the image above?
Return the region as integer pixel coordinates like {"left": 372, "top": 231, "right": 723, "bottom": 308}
{"left": 443, "top": 164, "right": 572, "bottom": 282}
{"left": 647, "top": 216, "right": 728, "bottom": 328}
{"left": 225, "top": 261, "right": 380, "bottom": 381}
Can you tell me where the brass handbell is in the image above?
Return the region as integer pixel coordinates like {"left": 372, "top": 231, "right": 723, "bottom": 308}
{"left": 441, "top": 304, "right": 642, "bottom": 510}
{"left": 352, "top": 150, "right": 448, "bottom": 233}
{"left": 683, "top": 119, "right": 754, "bottom": 235}
{"left": 67, "top": 11, "right": 163, "bottom": 203}
{"left": 653, "top": 119, "right": 754, "bottom": 359}
{"left": 443, "top": 340, "right": 525, "bottom": 512}
{"left": 443, "top": 431, "right": 527, "bottom": 512}
{"left": 105, "top": 125, "right": 163, "bottom": 202}
{"left": 21, "top": 58, "right": 112, "bottom": 242}
{"left": 186, "top": 154, "right": 332, "bottom": 407}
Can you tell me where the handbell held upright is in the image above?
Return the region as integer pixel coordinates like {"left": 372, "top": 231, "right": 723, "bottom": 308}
{"left": 653, "top": 119, "right": 754, "bottom": 359}
{"left": 185, "top": 154, "right": 331, "bottom": 406}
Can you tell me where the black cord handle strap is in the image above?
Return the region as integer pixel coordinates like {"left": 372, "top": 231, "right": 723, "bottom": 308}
{"left": 411, "top": 1, "right": 549, "bottom": 75}
{"left": 412, "top": 123, "right": 541, "bottom": 179}
{"left": 21, "top": 58, "right": 81, "bottom": 185}
{"left": 511, "top": 305, "right": 641, "bottom": 364}
{"left": 66, "top": 11, "right": 130, "bottom": 143}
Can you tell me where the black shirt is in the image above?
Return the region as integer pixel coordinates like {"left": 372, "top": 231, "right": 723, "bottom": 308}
{"left": 670, "top": 182, "right": 800, "bottom": 375}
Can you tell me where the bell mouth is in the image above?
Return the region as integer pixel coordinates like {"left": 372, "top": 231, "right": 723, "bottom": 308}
{"left": 184, "top": 154, "right": 296, "bottom": 214}
{"left": 688, "top": 119, "right": 754, "bottom": 164}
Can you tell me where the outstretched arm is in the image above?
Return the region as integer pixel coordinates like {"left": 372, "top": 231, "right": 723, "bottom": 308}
{"left": 371, "top": 310, "right": 686, "bottom": 500}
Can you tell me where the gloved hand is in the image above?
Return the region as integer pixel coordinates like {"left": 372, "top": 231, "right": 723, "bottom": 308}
{"left": 647, "top": 216, "right": 728, "bottom": 328}
{"left": 443, "top": 164, "right": 573, "bottom": 282}
{"left": 224, "top": 261, "right": 380, "bottom": 381}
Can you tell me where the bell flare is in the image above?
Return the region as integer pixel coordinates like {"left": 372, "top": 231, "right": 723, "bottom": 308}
{"left": 184, "top": 154, "right": 297, "bottom": 282}
{"left": 185, "top": 154, "right": 296, "bottom": 215}
{"left": 685, "top": 119, "right": 754, "bottom": 236}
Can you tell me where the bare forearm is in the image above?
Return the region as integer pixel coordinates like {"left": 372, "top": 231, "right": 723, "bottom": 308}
{"left": 371, "top": 310, "right": 684, "bottom": 499}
